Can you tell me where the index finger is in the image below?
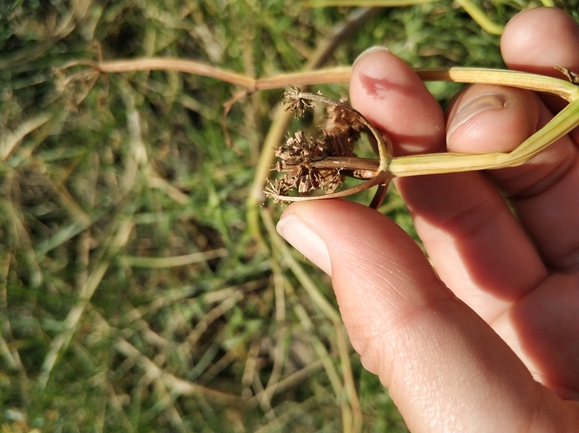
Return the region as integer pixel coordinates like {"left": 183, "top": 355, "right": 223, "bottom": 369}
{"left": 349, "top": 47, "right": 446, "bottom": 156}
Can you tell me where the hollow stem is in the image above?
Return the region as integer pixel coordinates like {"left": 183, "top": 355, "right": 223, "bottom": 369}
{"left": 415, "top": 67, "right": 579, "bottom": 102}
{"left": 389, "top": 96, "right": 579, "bottom": 176}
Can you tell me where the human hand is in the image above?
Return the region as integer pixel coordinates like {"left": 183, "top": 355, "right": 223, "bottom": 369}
{"left": 276, "top": 7, "right": 579, "bottom": 432}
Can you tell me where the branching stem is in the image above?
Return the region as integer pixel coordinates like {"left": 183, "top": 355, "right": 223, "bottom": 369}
{"left": 69, "top": 57, "right": 579, "bottom": 206}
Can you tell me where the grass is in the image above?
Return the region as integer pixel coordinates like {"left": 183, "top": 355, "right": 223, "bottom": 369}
{"left": 0, "top": 1, "right": 577, "bottom": 432}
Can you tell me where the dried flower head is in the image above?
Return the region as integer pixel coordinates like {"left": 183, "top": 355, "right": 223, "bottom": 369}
{"left": 282, "top": 87, "right": 317, "bottom": 118}
{"left": 265, "top": 88, "right": 393, "bottom": 208}
{"left": 269, "top": 129, "right": 345, "bottom": 197}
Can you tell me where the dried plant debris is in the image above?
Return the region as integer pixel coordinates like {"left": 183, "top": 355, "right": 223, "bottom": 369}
{"left": 283, "top": 87, "right": 318, "bottom": 118}
{"left": 270, "top": 129, "right": 347, "bottom": 197}
{"left": 555, "top": 65, "right": 579, "bottom": 85}
{"left": 265, "top": 88, "right": 392, "bottom": 207}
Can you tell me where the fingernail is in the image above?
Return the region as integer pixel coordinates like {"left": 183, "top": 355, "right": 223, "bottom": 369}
{"left": 353, "top": 46, "right": 390, "bottom": 68}
{"left": 276, "top": 215, "right": 332, "bottom": 275}
{"left": 447, "top": 93, "right": 506, "bottom": 140}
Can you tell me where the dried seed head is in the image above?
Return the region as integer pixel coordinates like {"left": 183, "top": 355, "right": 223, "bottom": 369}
{"left": 282, "top": 87, "right": 316, "bottom": 118}
{"left": 268, "top": 129, "right": 345, "bottom": 198}
{"left": 266, "top": 88, "right": 390, "bottom": 206}
{"left": 324, "top": 99, "right": 364, "bottom": 134}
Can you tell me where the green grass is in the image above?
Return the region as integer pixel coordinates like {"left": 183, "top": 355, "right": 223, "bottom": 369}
{"left": 0, "top": 1, "right": 576, "bottom": 432}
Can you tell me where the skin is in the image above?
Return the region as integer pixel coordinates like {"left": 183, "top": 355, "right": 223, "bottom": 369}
{"left": 276, "top": 8, "right": 579, "bottom": 432}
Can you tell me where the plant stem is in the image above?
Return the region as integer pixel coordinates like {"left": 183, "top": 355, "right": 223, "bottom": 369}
{"left": 95, "top": 60, "right": 578, "bottom": 100}
{"left": 90, "top": 57, "right": 579, "bottom": 197}
{"left": 389, "top": 97, "right": 579, "bottom": 176}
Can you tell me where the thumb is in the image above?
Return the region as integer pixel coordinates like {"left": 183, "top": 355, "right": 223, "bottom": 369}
{"left": 276, "top": 199, "right": 573, "bottom": 432}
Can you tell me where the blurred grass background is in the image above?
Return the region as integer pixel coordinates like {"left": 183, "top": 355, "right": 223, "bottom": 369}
{"left": 1, "top": 1, "right": 577, "bottom": 432}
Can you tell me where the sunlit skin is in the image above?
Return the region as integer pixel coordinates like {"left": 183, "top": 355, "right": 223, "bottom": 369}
{"left": 276, "top": 8, "right": 579, "bottom": 432}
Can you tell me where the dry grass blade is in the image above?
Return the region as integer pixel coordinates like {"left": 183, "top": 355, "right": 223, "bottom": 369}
{"left": 38, "top": 219, "right": 133, "bottom": 390}
{"left": 0, "top": 112, "right": 52, "bottom": 161}
{"left": 120, "top": 248, "right": 228, "bottom": 268}
{"left": 306, "top": 0, "right": 504, "bottom": 34}
{"left": 113, "top": 338, "right": 243, "bottom": 407}
{"left": 262, "top": 208, "right": 363, "bottom": 432}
